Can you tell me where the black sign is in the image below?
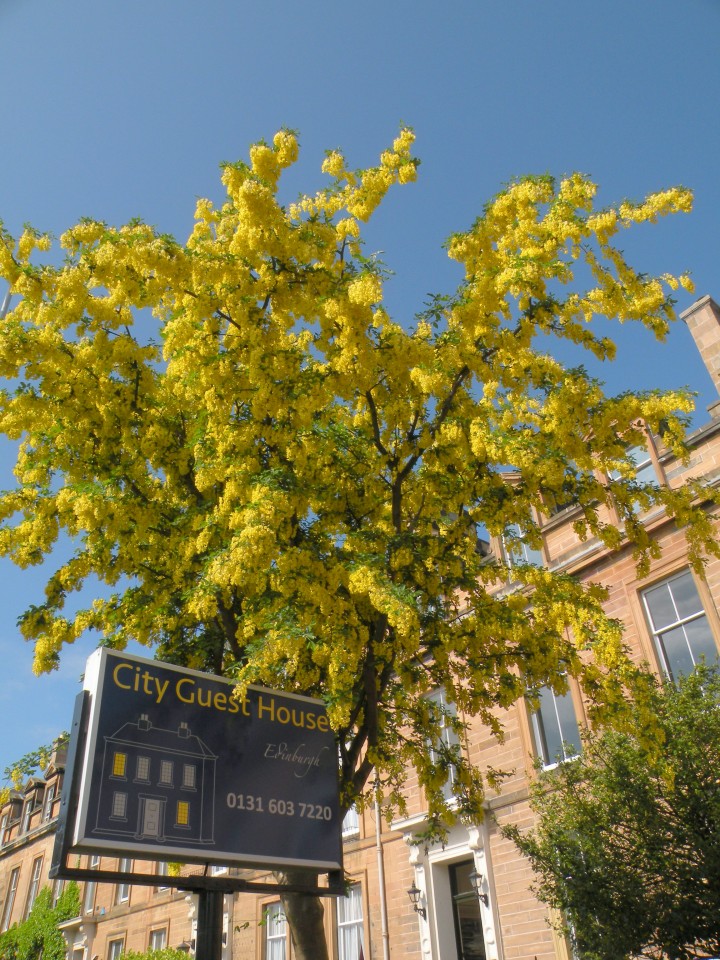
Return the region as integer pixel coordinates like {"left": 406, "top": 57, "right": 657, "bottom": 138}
{"left": 71, "top": 649, "right": 342, "bottom": 870}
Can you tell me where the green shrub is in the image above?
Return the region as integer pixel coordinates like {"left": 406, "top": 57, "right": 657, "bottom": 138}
{"left": 0, "top": 882, "right": 79, "bottom": 960}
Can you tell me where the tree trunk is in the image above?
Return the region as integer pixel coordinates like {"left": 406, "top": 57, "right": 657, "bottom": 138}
{"left": 277, "top": 869, "right": 330, "bottom": 960}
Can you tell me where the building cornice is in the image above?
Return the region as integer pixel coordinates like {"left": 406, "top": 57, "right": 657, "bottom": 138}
{"left": 0, "top": 817, "right": 57, "bottom": 856}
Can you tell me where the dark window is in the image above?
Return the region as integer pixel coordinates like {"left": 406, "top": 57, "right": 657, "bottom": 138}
{"left": 449, "top": 860, "right": 487, "bottom": 960}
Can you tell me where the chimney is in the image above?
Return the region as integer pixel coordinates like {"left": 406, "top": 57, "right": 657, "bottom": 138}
{"left": 681, "top": 295, "right": 720, "bottom": 416}
{"left": 178, "top": 722, "right": 190, "bottom": 739}
{"left": 138, "top": 714, "right": 151, "bottom": 730}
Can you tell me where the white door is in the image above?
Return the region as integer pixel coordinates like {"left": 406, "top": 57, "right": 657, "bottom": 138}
{"left": 141, "top": 798, "right": 163, "bottom": 838}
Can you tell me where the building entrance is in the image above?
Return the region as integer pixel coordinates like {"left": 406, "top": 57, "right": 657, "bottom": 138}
{"left": 139, "top": 797, "right": 164, "bottom": 839}
{"left": 449, "top": 860, "right": 486, "bottom": 960}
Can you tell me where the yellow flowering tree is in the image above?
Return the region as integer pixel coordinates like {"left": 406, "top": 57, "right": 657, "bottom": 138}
{"left": 0, "top": 130, "right": 717, "bottom": 958}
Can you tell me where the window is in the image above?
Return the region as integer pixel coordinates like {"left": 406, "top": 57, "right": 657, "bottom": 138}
{"left": 642, "top": 569, "right": 718, "bottom": 681}
{"left": 84, "top": 855, "right": 100, "bottom": 914}
{"left": 547, "top": 472, "right": 581, "bottom": 516}
{"left": 149, "top": 929, "right": 167, "bottom": 950}
{"left": 342, "top": 807, "right": 360, "bottom": 839}
{"left": 265, "top": 902, "right": 287, "bottom": 960}
{"left": 21, "top": 799, "right": 33, "bottom": 834}
{"left": 609, "top": 442, "right": 661, "bottom": 513}
{"left": 115, "top": 858, "right": 132, "bottom": 904}
{"left": 426, "top": 689, "right": 461, "bottom": 800}
{"left": 176, "top": 801, "right": 190, "bottom": 826}
{"left": 532, "top": 684, "right": 582, "bottom": 768}
{"left": 42, "top": 783, "right": 56, "bottom": 822}
{"left": 112, "top": 752, "right": 127, "bottom": 778}
{"left": 609, "top": 442, "right": 658, "bottom": 486}
{"left": 503, "top": 523, "right": 544, "bottom": 568}
{"left": 135, "top": 756, "right": 150, "bottom": 782}
{"left": 52, "top": 878, "right": 65, "bottom": 906}
{"left": 24, "top": 857, "right": 43, "bottom": 918}
{"left": 336, "top": 884, "right": 364, "bottom": 960}
{"left": 182, "top": 764, "right": 196, "bottom": 789}
{"left": 1, "top": 813, "right": 9, "bottom": 846}
{"left": 108, "top": 937, "right": 124, "bottom": 960}
{"left": 155, "top": 861, "right": 170, "bottom": 893}
{"left": 83, "top": 879, "right": 96, "bottom": 913}
{"left": 625, "top": 444, "right": 658, "bottom": 486}
{"left": 111, "top": 792, "right": 128, "bottom": 819}
{"left": 1, "top": 867, "right": 20, "bottom": 931}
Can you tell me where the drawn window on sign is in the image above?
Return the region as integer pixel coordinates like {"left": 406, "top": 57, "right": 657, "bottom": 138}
{"left": 111, "top": 793, "right": 127, "bottom": 820}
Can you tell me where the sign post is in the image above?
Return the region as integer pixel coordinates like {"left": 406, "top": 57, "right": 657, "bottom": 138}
{"left": 196, "top": 890, "right": 224, "bottom": 960}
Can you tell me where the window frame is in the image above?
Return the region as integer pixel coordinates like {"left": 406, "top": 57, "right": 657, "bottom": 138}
{"left": 176, "top": 800, "right": 190, "bottom": 827}
{"left": 52, "top": 878, "right": 65, "bottom": 906}
{"left": 425, "top": 688, "right": 462, "bottom": 802}
{"left": 264, "top": 900, "right": 287, "bottom": 960}
{"left": 111, "top": 792, "right": 128, "bottom": 820}
{"left": 182, "top": 764, "right": 197, "bottom": 789}
{"left": 112, "top": 752, "right": 127, "bottom": 779}
{"left": 149, "top": 927, "right": 167, "bottom": 951}
{"left": 502, "top": 522, "right": 544, "bottom": 569}
{"left": 24, "top": 856, "right": 43, "bottom": 919}
{"left": 154, "top": 860, "right": 170, "bottom": 893}
{"left": 336, "top": 882, "right": 365, "bottom": 960}
{"left": 341, "top": 806, "right": 360, "bottom": 839}
{"left": 135, "top": 756, "right": 150, "bottom": 782}
{"left": 108, "top": 937, "right": 125, "bottom": 960}
{"left": 115, "top": 858, "right": 132, "bottom": 904}
{"left": 615, "top": 443, "right": 658, "bottom": 486}
{"left": 21, "top": 798, "right": 34, "bottom": 834}
{"left": 642, "top": 568, "right": 719, "bottom": 681}
{"left": 42, "top": 782, "right": 57, "bottom": 822}
{"left": 83, "top": 855, "right": 100, "bottom": 914}
{"left": 531, "top": 681, "right": 583, "bottom": 770}
{"left": 1, "top": 866, "right": 20, "bottom": 931}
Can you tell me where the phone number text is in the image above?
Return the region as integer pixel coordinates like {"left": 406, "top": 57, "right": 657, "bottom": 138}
{"left": 225, "top": 793, "right": 333, "bottom": 820}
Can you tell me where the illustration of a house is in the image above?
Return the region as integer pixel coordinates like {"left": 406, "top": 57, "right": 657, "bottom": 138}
{"left": 92, "top": 715, "right": 217, "bottom": 847}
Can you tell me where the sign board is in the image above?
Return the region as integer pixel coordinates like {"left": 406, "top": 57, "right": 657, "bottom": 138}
{"left": 70, "top": 649, "right": 342, "bottom": 871}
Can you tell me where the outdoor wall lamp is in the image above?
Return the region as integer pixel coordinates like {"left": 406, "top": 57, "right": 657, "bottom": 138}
{"left": 407, "top": 882, "right": 427, "bottom": 919}
{"left": 468, "top": 869, "right": 489, "bottom": 907}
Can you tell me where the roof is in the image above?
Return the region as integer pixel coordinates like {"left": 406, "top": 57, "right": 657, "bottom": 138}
{"left": 105, "top": 719, "right": 216, "bottom": 758}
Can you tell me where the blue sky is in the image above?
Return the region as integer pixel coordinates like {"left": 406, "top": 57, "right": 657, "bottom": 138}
{"left": 1, "top": 0, "right": 719, "bottom": 775}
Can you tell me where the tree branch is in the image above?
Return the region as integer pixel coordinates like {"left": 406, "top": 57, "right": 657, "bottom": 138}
{"left": 216, "top": 601, "right": 242, "bottom": 661}
{"left": 397, "top": 364, "right": 471, "bottom": 484}
{"left": 365, "top": 389, "right": 389, "bottom": 457}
